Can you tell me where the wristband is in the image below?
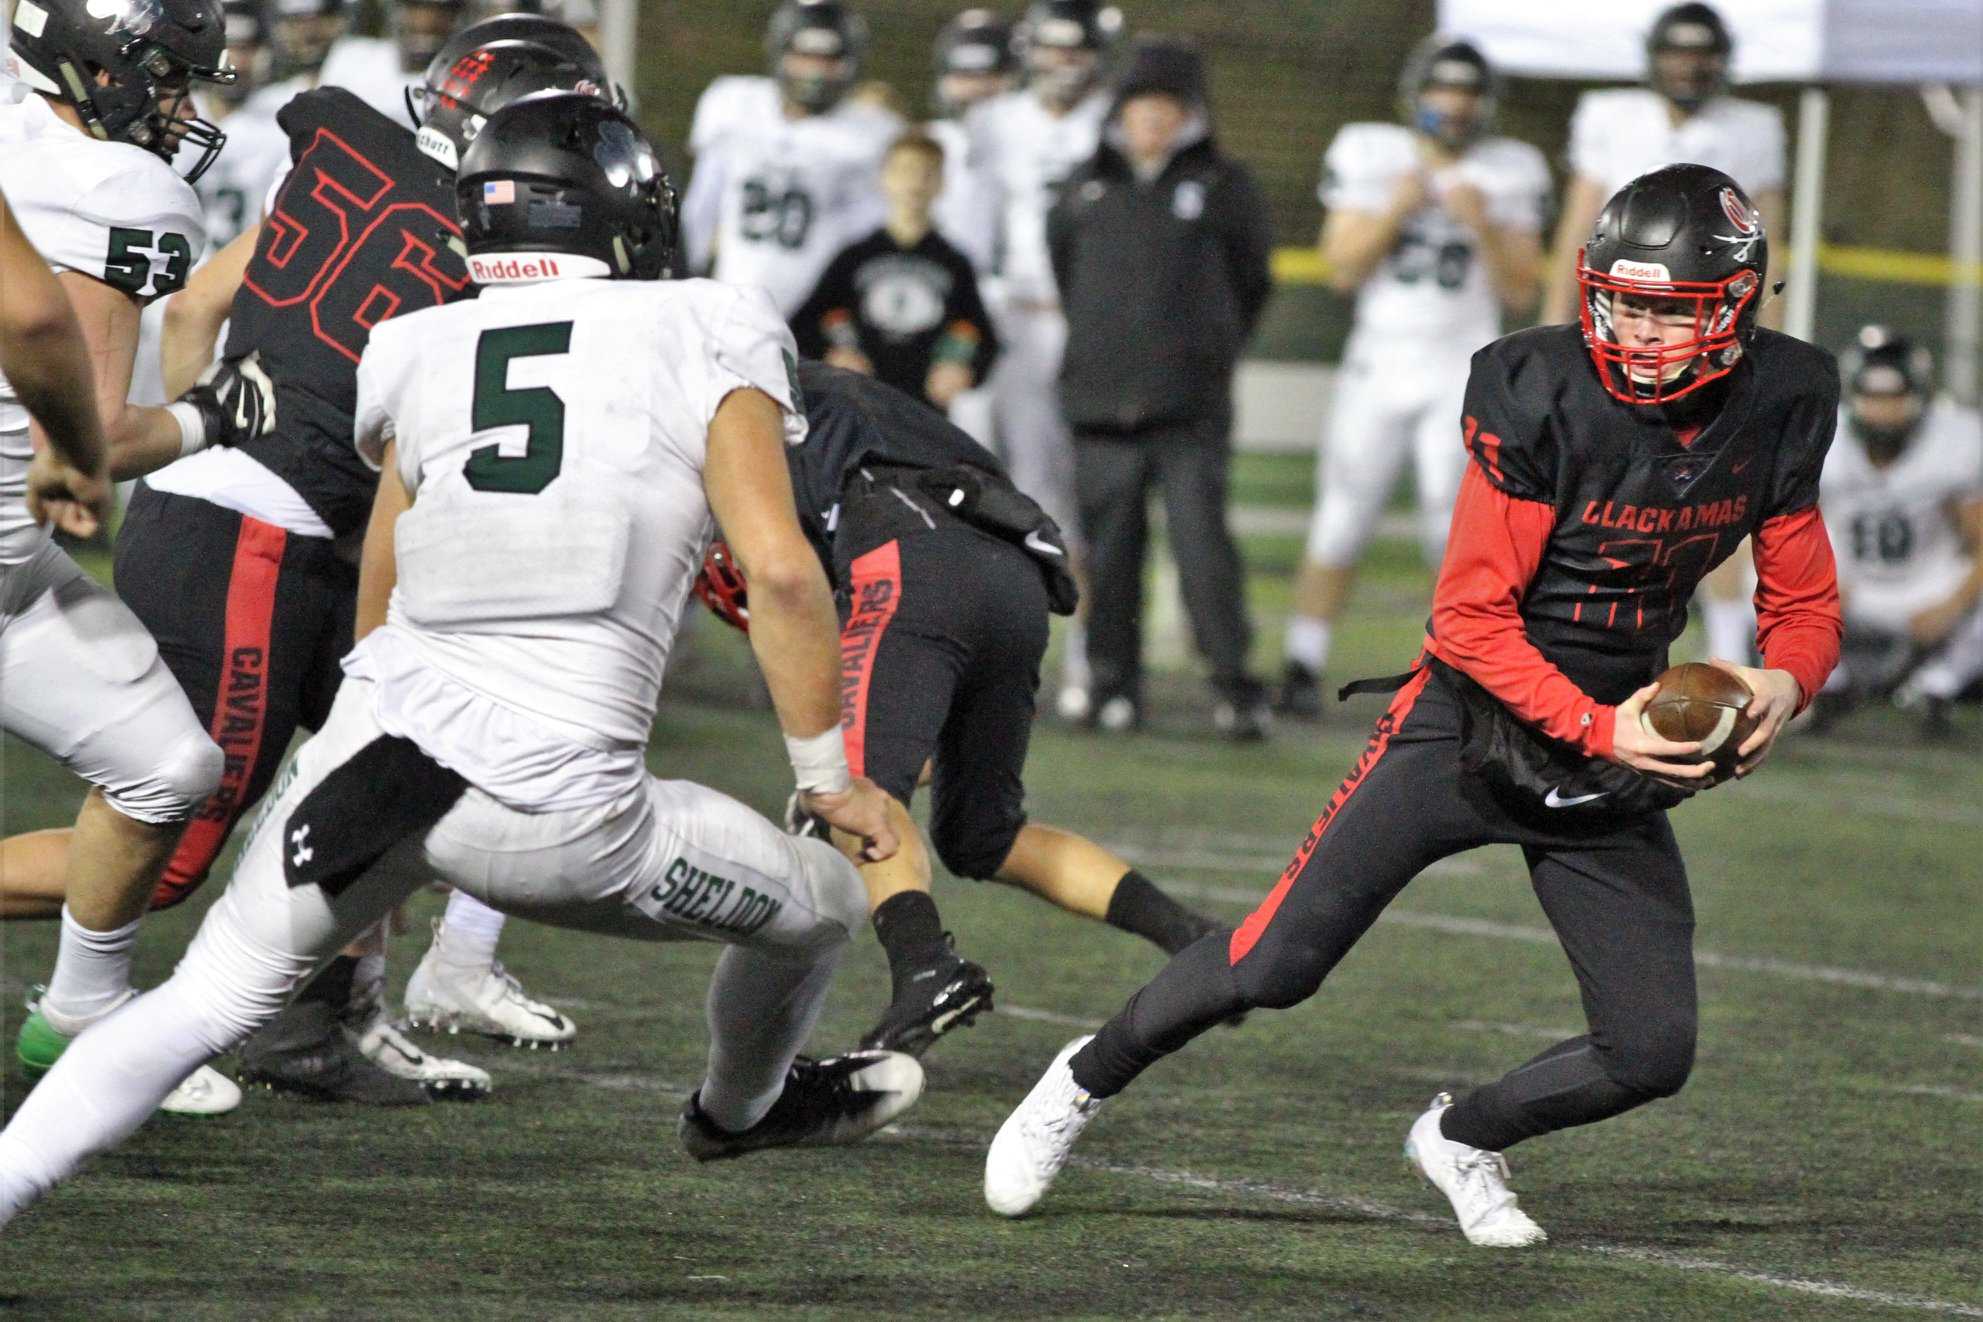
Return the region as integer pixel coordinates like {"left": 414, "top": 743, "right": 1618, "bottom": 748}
{"left": 785, "top": 726, "right": 852, "bottom": 795}
{"left": 168, "top": 401, "right": 207, "bottom": 458}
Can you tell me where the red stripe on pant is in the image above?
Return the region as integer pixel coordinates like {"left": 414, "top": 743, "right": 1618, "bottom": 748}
{"left": 839, "top": 541, "right": 903, "bottom": 778}
{"left": 1228, "top": 664, "right": 1432, "bottom": 965}
{"left": 151, "top": 516, "right": 287, "bottom": 910}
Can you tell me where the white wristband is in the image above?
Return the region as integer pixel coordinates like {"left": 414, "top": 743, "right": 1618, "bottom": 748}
{"left": 167, "top": 401, "right": 207, "bottom": 458}
{"left": 785, "top": 727, "right": 852, "bottom": 796}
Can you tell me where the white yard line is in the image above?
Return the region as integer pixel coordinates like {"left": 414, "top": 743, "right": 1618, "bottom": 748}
{"left": 998, "top": 1005, "right": 1105, "bottom": 1031}
{"left": 1452, "top": 1019, "right": 1581, "bottom": 1041}
{"left": 1878, "top": 1084, "right": 1983, "bottom": 1105}
{"left": 1945, "top": 1034, "right": 1983, "bottom": 1050}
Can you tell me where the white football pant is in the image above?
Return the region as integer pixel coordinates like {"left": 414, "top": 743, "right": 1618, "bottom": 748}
{"left": 987, "top": 303, "right": 1080, "bottom": 553}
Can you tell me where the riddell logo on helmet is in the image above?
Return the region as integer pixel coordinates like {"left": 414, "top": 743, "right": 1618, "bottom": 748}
{"left": 468, "top": 254, "right": 567, "bottom": 282}
{"left": 1719, "top": 187, "right": 1758, "bottom": 235}
{"left": 1609, "top": 259, "right": 1671, "bottom": 282}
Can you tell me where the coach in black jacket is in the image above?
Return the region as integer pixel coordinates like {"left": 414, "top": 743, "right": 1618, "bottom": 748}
{"left": 1048, "top": 37, "right": 1275, "bottom": 737}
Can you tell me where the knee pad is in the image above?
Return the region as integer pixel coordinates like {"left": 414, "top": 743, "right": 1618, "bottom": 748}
{"left": 1601, "top": 1015, "right": 1697, "bottom": 1100}
{"left": 1231, "top": 933, "right": 1331, "bottom": 1010}
{"left": 102, "top": 729, "right": 224, "bottom": 825}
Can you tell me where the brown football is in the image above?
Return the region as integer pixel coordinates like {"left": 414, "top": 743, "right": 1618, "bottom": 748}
{"left": 1642, "top": 662, "right": 1758, "bottom": 772}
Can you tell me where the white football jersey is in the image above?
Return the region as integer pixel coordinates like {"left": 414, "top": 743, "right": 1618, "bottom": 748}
{"left": 680, "top": 76, "right": 900, "bottom": 317}
{"left": 927, "top": 115, "right": 997, "bottom": 278}
{"left": 965, "top": 87, "right": 1108, "bottom": 304}
{"left": 352, "top": 274, "right": 805, "bottom": 787}
{"left": 1821, "top": 400, "right": 1983, "bottom": 607}
{"left": 1320, "top": 123, "right": 1550, "bottom": 349}
{"left": 189, "top": 90, "right": 294, "bottom": 250}
{"left": 1569, "top": 88, "right": 1785, "bottom": 198}
{"left": 318, "top": 35, "right": 415, "bottom": 125}
{"left": 0, "top": 93, "right": 204, "bottom": 564}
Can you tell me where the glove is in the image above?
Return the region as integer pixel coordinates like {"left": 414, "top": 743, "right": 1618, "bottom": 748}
{"left": 178, "top": 351, "right": 276, "bottom": 449}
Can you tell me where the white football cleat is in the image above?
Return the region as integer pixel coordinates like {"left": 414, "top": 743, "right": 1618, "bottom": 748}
{"left": 350, "top": 1017, "right": 492, "bottom": 1100}
{"left": 1405, "top": 1092, "right": 1548, "bottom": 1247}
{"left": 159, "top": 1064, "right": 243, "bottom": 1116}
{"left": 403, "top": 920, "right": 576, "bottom": 1050}
{"left": 985, "top": 1035, "right": 1103, "bottom": 1218}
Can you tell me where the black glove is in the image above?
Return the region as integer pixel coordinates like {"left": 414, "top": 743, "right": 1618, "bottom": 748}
{"left": 179, "top": 351, "right": 276, "bottom": 449}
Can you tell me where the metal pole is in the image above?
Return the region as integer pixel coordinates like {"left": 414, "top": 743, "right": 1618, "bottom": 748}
{"left": 599, "top": 0, "right": 637, "bottom": 105}
{"left": 1945, "top": 87, "right": 1983, "bottom": 406}
{"left": 1784, "top": 86, "right": 1829, "bottom": 344}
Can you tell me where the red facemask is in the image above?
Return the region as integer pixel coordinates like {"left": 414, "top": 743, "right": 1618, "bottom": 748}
{"left": 1577, "top": 249, "right": 1759, "bottom": 405}
{"left": 693, "top": 540, "right": 751, "bottom": 633}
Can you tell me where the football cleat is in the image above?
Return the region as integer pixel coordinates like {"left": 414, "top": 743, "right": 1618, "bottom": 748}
{"left": 18, "top": 986, "right": 241, "bottom": 1115}
{"left": 351, "top": 1016, "right": 492, "bottom": 1101}
{"left": 1273, "top": 661, "right": 1324, "bottom": 721}
{"left": 1405, "top": 1092, "right": 1548, "bottom": 1247}
{"left": 678, "top": 1050, "right": 924, "bottom": 1162}
{"left": 985, "top": 1035, "right": 1103, "bottom": 1217}
{"left": 237, "top": 999, "right": 431, "bottom": 1106}
{"left": 858, "top": 937, "right": 994, "bottom": 1057}
{"left": 403, "top": 920, "right": 577, "bottom": 1050}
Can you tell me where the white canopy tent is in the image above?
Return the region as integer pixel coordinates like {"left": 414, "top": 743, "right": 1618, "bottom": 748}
{"left": 1437, "top": 0, "right": 1983, "bottom": 398}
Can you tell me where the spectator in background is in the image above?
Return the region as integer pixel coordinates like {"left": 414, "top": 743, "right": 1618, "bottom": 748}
{"left": 1540, "top": 2, "right": 1788, "bottom": 669}
{"left": 1276, "top": 36, "right": 1548, "bottom": 718}
{"left": 792, "top": 132, "right": 1000, "bottom": 414}
{"left": 1813, "top": 327, "right": 1983, "bottom": 741}
{"left": 679, "top": 0, "right": 900, "bottom": 317}
{"left": 1049, "top": 37, "right": 1273, "bottom": 739}
{"left": 967, "top": 0, "right": 1122, "bottom": 723}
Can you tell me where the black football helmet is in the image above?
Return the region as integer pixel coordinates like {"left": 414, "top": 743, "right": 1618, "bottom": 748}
{"left": 457, "top": 93, "right": 677, "bottom": 281}
{"left": 1647, "top": 2, "right": 1732, "bottom": 112}
{"left": 215, "top": 0, "right": 269, "bottom": 104}
{"left": 1577, "top": 163, "right": 1767, "bottom": 405}
{"left": 765, "top": 0, "right": 867, "bottom": 113}
{"left": 7, "top": 0, "right": 236, "bottom": 180}
{"left": 1014, "top": 0, "right": 1120, "bottom": 105}
{"left": 1397, "top": 35, "right": 1498, "bottom": 152}
{"left": 1840, "top": 326, "right": 1934, "bottom": 459}
{"left": 394, "top": 0, "right": 469, "bottom": 74}
{"left": 933, "top": 8, "right": 1013, "bottom": 116}
{"left": 410, "top": 14, "right": 619, "bottom": 171}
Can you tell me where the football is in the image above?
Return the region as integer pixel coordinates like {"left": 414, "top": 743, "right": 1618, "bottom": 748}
{"left": 1641, "top": 662, "right": 1759, "bottom": 770}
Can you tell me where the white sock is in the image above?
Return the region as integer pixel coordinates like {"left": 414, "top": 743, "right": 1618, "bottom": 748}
{"left": 1059, "top": 619, "right": 1090, "bottom": 693}
{"left": 41, "top": 907, "right": 141, "bottom": 1028}
{"left": 1702, "top": 598, "right": 1757, "bottom": 666}
{"left": 439, "top": 890, "right": 507, "bottom": 969}
{"left": 699, "top": 944, "right": 840, "bottom": 1133}
{"left": 1285, "top": 616, "right": 1332, "bottom": 673}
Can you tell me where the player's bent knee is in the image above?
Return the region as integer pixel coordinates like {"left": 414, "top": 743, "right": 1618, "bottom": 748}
{"left": 1603, "top": 1014, "right": 1697, "bottom": 1099}
{"left": 931, "top": 819, "right": 1021, "bottom": 883}
{"left": 1232, "top": 935, "right": 1332, "bottom": 1010}
{"left": 101, "top": 731, "right": 224, "bottom": 825}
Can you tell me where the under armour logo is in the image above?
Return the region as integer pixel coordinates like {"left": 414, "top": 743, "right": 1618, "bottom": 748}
{"left": 290, "top": 823, "right": 314, "bottom": 868}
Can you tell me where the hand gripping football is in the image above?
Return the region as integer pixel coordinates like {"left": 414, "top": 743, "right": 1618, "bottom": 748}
{"left": 1642, "top": 662, "right": 1758, "bottom": 774}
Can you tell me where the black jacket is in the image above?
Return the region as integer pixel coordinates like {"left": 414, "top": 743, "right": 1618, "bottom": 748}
{"left": 1048, "top": 131, "right": 1273, "bottom": 433}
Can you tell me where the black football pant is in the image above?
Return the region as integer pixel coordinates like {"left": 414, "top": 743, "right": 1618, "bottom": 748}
{"left": 115, "top": 483, "right": 356, "bottom": 910}
{"left": 1073, "top": 413, "right": 1255, "bottom": 705}
{"left": 1069, "top": 664, "right": 1698, "bottom": 1151}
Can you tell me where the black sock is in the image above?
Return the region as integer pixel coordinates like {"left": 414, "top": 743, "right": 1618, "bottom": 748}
{"left": 872, "top": 892, "right": 948, "bottom": 988}
{"left": 296, "top": 954, "right": 359, "bottom": 1010}
{"left": 1105, "top": 870, "right": 1218, "bottom": 955}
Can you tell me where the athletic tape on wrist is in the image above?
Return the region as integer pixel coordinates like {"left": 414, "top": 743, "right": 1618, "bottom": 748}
{"left": 785, "top": 726, "right": 853, "bottom": 795}
{"left": 168, "top": 401, "right": 207, "bottom": 457}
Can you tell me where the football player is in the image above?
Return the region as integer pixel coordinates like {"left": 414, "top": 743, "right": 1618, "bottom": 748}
{"left": 678, "top": 0, "right": 901, "bottom": 316}
{"left": 317, "top": 0, "right": 470, "bottom": 119}
{"left": 964, "top": 0, "right": 1121, "bottom": 721}
{"left": 0, "top": 0, "right": 294, "bottom": 1116}
{"left": 0, "top": 95, "right": 919, "bottom": 1224}
{"left": 1813, "top": 327, "right": 1983, "bottom": 738}
{"left": 986, "top": 166, "right": 1843, "bottom": 1248}
{"left": 695, "top": 360, "right": 1226, "bottom": 1055}
{"left": 927, "top": 7, "right": 1014, "bottom": 277}
{"left": 188, "top": 0, "right": 291, "bottom": 249}
{"left": 7, "top": 15, "right": 608, "bottom": 1104}
{"left": 1277, "top": 37, "right": 1548, "bottom": 719}
{"left": 1540, "top": 3, "right": 1789, "bottom": 670}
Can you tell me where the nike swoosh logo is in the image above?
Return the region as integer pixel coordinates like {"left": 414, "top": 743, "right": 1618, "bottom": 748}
{"left": 1543, "top": 786, "right": 1609, "bottom": 808}
{"left": 1023, "top": 529, "right": 1064, "bottom": 557}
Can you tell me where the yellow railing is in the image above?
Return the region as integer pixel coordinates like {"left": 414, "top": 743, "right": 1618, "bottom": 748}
{"left": 1271, "top": 244, "right": 1983, "bottom": 288}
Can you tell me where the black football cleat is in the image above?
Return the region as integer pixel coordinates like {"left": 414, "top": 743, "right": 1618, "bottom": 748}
{"left": 1273, "top": 662, "right": 1324, "bottom": 721}
{"left": 859, "top": 939, "right": 994, "bottom": 1057}
{"left": 678, "top": 1050, "right": 924, "bottom": 1162}
{"left": 237, "top": 1000, "right": 431, "bottom": 1106}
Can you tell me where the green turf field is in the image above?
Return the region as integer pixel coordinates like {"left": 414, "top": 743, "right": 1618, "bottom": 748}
{"left": 3, "top": 473, "right": 1979, "bottom": 1320}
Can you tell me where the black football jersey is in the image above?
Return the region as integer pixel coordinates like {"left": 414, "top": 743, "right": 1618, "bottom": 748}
{"left": 1440, "top": 324, "right": 1841, "bottom": 703}
{"left": 225, "top": 87, "right": 471, "bottom": 536}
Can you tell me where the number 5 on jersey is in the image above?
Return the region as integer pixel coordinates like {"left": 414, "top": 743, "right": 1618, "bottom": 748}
{"left": 465, "top": 322, "right": 573, "bottom": 495}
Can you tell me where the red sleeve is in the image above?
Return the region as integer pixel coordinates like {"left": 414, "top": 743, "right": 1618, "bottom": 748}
{"left": 1427, "top": 465, "right": 1618, "bottom": 759}
{"left": 1752, "top": 506, "right": 1842, "bottom": 712}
